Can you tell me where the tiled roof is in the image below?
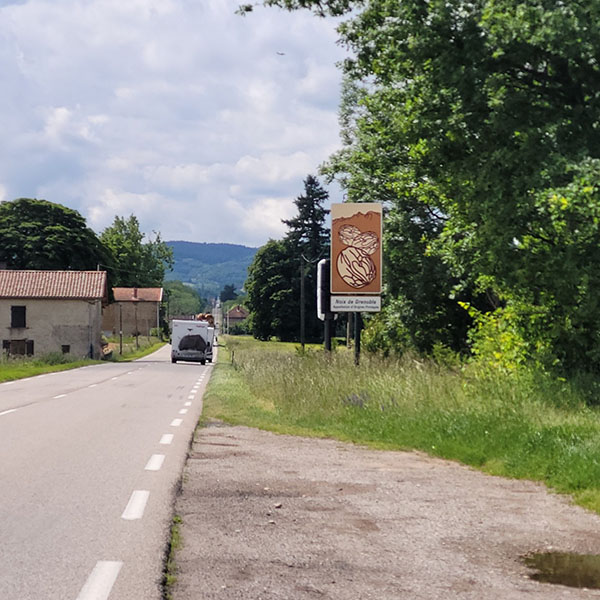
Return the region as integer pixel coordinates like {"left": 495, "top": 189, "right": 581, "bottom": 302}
{"left": 113, "top": 287, "right": 163, "bottom": 302}
{"left": 0, "top": 270, "right": 107, "bottom": 299}
{"left": 227, "top": 305, "right": 249, "bottom": 319}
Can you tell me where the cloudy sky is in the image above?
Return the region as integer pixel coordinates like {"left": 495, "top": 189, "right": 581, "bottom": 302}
{"left": 0, "top": 0, "right": 347, "bottom": 247}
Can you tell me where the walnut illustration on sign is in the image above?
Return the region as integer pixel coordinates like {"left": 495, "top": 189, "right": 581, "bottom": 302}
{"left": 336, "top": 224, "right": 380, "bottom": 288}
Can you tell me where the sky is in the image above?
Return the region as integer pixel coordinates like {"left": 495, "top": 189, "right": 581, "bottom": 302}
{"left": 0, "top": 0, "right": 347, "bottom": 248}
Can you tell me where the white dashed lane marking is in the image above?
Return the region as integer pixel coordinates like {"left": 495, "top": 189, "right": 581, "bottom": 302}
{"left": 160, "top": 434, "right": 174, "bottom": 445}
{"left": 76, "top": 560, "right": 123, "bottom": 600}
{"left": 144, "top": 454, "right": 165, "bottom": 471}
{"left": 184, "top": 402, "right": 192, "bottom": 407}
{"left": 0, "top": 409, "right": 17, "bottom": 417}
{"left": 179, "top": 409, "right": 188, "bottom": 415}
{"left": 121, "top": 490, "right": 150, "bottom": 520}
{"left": 170, "top": 419, "right": 183, "bottom": 427}
{"left": 53, "top": 394, "right": 67, "bottom": 399}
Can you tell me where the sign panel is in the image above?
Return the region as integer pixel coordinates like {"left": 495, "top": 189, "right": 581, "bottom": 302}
{"left": 331, "top": 295, "right": 381, "bottom": 312}
{"left": 331, "top": 203, "right": 382, "bottom": 295}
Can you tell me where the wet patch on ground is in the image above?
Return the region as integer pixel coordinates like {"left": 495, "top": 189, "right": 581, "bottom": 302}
{"left": 523, "top": 551, "right": 600, "bottom": 588}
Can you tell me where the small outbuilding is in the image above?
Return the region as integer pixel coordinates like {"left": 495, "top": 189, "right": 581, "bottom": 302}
{"left": 0, "top": 270, "right": 108, "bottom": 359}
{"left": 102, "top": 287, "right": 163, "bottom": 337}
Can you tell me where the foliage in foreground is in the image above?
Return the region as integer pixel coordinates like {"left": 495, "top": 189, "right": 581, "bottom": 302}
{"left": 204, "top": 337, "right": 600, "bottom": 514}
{"left": 251, "top": 0, "right": 600, "bottom": 374}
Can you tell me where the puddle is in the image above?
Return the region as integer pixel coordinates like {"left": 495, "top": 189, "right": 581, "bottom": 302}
{"left": 523, "top": 552, "right": 600, "bottom": 588}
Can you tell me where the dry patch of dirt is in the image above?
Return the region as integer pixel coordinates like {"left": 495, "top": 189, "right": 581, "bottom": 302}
{"left": 172, "top": 422, "right": 600, "bottom": 599}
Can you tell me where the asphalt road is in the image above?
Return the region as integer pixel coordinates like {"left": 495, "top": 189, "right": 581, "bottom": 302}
{"left": 0, "top": 344, "right": 208, "bottom": 600}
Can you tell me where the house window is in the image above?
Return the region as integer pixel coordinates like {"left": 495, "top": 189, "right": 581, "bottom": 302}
{"left": 1, "top": 339, "right": 33, "bottom": 356}
{"left": 11, "top": 306, "right": 26, "bottom": 328}
{"left": 9, "top": 339, "right": 26, "bottom": 355}
{"left": 61, "top": 345, "right": 70, "bottom": 354}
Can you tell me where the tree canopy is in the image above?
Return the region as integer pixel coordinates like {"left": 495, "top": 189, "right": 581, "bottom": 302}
{"left": 246, "top": 175, "right": 330, "bottom": 342}
{"left": 100, "top": 215, "right": 173, "bottom": 287}
{"left": 0, "top": 198, "right": 112, "bottom": 271}
{"left": 164, "top": 280, "right": 207, "bottom": 318}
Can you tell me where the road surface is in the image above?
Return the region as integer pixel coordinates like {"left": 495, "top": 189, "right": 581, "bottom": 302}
{"left": 0, "top": 345, "right": 206, "bottom": 600}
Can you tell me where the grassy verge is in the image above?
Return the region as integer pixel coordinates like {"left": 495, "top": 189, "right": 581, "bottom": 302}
{"left": 0, "top": 339, "right": 166, "bottom": 383}
{"left": 162, "top": 514, "right": 182, "bottom": 600}
{"left": 203, "top": 336, "right": 600, "bottom": 515}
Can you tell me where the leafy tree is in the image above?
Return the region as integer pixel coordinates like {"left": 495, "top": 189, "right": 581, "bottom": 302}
{"left": 164, "top": 280, "right": 207, "bottom": 318}
{"left": 100, "top": 215, "right": 173, "bottom": 287}
{"left": 246, "top": 239, "right": 298, "bottom": 341}
{"left": 0, "top": 198, "right": 112, "bottom": 271}
{"left": 219, "top": 284, "right": 238, "bottom": 303}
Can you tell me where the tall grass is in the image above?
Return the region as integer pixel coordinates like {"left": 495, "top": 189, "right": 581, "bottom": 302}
{"left": 204, "top": 337, "right": 600, "bottom": 513}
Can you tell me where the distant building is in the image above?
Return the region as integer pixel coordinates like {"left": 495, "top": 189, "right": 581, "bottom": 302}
{"left": 0, "top": 270, "right": 108, "bottom": 359}
{"left": 226, "top": 305, "right": 249, "bottom": 332}
{"left": 102, "top": 287, "right": 163, "bottom": 337}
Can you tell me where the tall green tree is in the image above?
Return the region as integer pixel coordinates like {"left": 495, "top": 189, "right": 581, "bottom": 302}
{"left": 0, "top": 198, "right": 112, "bottom": 271}
{"left": 100, "top": 215, "right": 173, "bottom": 287}
{"left": 283, "top": 174, "right": 330, "bottom": 342}
{"left": 246, "top": 239, "right": 298, "bottom": 341}
{"left": 246, "top": 175, "right": 330, "bottom": 342}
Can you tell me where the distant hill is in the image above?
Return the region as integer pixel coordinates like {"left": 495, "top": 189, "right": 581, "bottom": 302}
{"left": 165, "top": 241, "right": 258, "bottom": 299}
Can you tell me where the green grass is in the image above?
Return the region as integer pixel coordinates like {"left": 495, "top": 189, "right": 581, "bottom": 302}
{"left": 162, "top": 514, "right": 182, "bottom": 600}
{"left": 0, "top": 339, "right": 166, "bottom": 382}
{"left": 203, "top": 336, "right": 600, "bottom": 514}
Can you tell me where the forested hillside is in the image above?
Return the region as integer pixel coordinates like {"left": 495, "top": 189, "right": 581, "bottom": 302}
{"left": 166, "top": 241, "right": 257, "bottom": 299}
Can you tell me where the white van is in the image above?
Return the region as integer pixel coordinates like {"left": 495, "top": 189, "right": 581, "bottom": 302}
{"left": 171, "top": 320, "right": 210, "bottom": 365}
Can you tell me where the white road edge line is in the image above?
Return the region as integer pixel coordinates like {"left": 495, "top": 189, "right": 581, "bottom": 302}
{"left": 170, "top": 418, "right": 183, "bottom": 427}
{"left": 121, "top": 490, "right": 150, "bottom": 520}
{"left": 0, "top": 409, "right": 17, "bottom": 417}
{"left": 160, "top": 434, "right": 174, "bottom": 445}
{"left": 145, "top": 454, "right": 166, "bottom": 471}
{"left": 76, "top": 560, "right": 123, "bottom": 600}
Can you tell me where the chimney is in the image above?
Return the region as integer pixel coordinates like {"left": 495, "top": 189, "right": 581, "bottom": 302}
{"left": 133, "top": 287, "right": 138, "bottom": 299}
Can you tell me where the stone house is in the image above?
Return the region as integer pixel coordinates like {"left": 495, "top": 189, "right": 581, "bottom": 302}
{"left": 102, "top": 287, "right": 163, "bottom": 337}
{"left": 0, "top": 270, "right": 108, "bottom": 359}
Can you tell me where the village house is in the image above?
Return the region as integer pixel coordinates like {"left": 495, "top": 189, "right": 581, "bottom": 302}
{"left": 0, "top": 270, "right": 108, "bottom": 359}
{"left": 102, "top": 287, "right": 163, "bottom": 337}
{"left": 225, "top": 304, "right": 249, "bottom": 332}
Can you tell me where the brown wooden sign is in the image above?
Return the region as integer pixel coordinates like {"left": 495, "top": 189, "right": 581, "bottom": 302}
{"left": 331, "top": 203, "right": 382, "bottom": 295}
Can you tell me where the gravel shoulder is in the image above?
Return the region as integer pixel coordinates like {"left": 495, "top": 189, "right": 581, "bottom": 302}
{"left": 172, "top": 421, "right": 600, "bottom": 599}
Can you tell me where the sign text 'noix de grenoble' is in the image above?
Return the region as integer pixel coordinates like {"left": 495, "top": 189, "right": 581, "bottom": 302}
{"left": 331, "top": 295, "right": 381, "bottom": 312}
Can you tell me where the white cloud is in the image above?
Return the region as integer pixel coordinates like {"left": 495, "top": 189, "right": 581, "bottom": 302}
{"left": 0, "top": 0, "right": 346, "bottom": 247}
